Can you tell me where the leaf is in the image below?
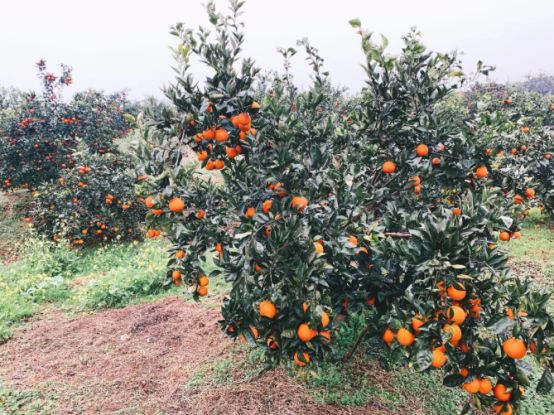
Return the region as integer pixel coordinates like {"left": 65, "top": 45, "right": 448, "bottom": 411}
{"left": 500, "top": 216, "right": 513, "bottom": 229}
{"left": 488, "top": 317, "right": 515, "bottom": 334}
{"left": 349, "top": 18, "right": 361, "bottom": 28}
{"left": 443, "top": 373, "right": 464, "bottom": 387}
{"left": 536, "top": 368, "right": 553, "bottom": 394}
{"left": 414, "top": 349, "right": 433, "bottom": 371}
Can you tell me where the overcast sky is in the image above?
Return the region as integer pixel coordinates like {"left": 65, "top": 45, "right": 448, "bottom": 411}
{"left": 1, "top": 0, "right": 552, "bottom": 100}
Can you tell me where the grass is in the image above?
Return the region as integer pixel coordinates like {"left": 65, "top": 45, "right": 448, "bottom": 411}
{"left": 0, "top": 382, "right": 57, "bottom": 415}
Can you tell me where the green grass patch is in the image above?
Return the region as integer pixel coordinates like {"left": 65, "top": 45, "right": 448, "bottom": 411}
{"left": 0, "top": 382, "right": 57, "bottom": 415}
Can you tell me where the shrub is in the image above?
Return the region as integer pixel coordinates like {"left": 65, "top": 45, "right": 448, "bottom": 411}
{"left": 137, "top": 2, "right": 554, "bottom": 413}
{"left": 30, "top": 152, "right": 146, "bottom": 246}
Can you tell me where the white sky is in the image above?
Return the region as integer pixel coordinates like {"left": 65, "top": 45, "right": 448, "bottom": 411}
{"left": 1, "top": 0, "right": 553, "bottom": 100}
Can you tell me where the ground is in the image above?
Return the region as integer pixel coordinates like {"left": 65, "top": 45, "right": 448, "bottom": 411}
{"left": 0, "top": 193, "right": 553, "bottom": 415}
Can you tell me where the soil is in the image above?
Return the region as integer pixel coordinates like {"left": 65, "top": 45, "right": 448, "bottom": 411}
{"left": 0, "top": 296, "right": 396, "bottom": 415}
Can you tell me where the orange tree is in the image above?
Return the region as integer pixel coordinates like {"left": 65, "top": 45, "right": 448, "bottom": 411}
{"left": 30, "top": 151, "right": 146, "bottom": 246}
{"left": 137, "top": 2, "right": 554, "bottom": 413}
{"left": 0, "top": 60, "right": 135, "bottom": 191}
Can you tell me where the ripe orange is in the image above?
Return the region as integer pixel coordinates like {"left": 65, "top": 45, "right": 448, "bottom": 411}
{"left": 151, "top": 208, "right": 163, "bottom": 216}
{"left": 383, "top": 328, "right": 395, "bottom": 346}
{"left": 495, "top": 403, "right": 512, "bottom": 415}
{"left": 293, "top": 351, "right": 310, "bottom": 367}
{"left": 447, "top": 305, "right": 467, "bottom": 325}
{"left": 197, "top": 150, "right": 208, "bottom": 161}
{"left": 314, "top": 241, "right": 324, "bottom": 254}
{"left": 443, "top": 323, "right": 462, "bottom": 346}
{"left": 447, "top": 282, "right": 466, "bottom": 300}
{"left": 215, "top": 128, "right": 229, "bottom": 142}
{"left": 452, "top": 207, "right": 461, "bottom": 216}
{"left": 225, "top": 147, "right": 238, "bottom": 158}
{"left": 396, "top": 328, "right": 415, "bottom": 346}
{"left": 205, "top": 160, "right": 215, "bottom": 170}
{"left": 459, "top": 368, "right": 469, "bottom": 377}
{"left": 513, "top": 194, "right": 523, "bottom": 204}
{"left": 196, "top": 210, "right": 205, "bottom": 219}
{"left": 521, "top": 127, "right": 530, "bottom": 133}
{"left": 297, "top": 323, "right": 317, "bottom": 342}
{"left": 382, "top": 161, "right": 396, "bottom": 174}
{"left": 249, "top": 326, "right": 259, "bottom": 340}
{"left": 463, "top": 378, "right": 481, "bottom": 394}
{"left": 198, "top": 275, "right": 209, "bottom": 287}
{"left": 348, "top": 235, "right": 358, "bottom": 246}
{"left": 499, "top": 231, "right": 511, "bottom": 242}
{"left": 319, "top": 330, "right": 331, "bottom": 342}
{"left": 409, "top": 175, "right": 421, "bottom": 186}
{"left": 172, "top": 270, "right": 181, "bottom": 282}
{"left": 267, "top": 336, "right": 278, "bottom": 349}
{"left": 502, "top": 338, "right": 527, "bottom": 359}
{"left": 251, "top": 101, "right": 261, "bottom": 109}
{"left": 321, "top": 311, "right": 330, "bottom": 328}
{"left": 493, "top": 384, "right": 512, "bottom": 402}
{"left": 262, "top": 199, "right": 273, "bottom": 213}
{"left": 431, "top": 157, "right": 441, "bottom": 165}
{"left": 511, "top": 148, "right": 517, "bottom": 155}
{"left": 479, "top": 378, "right": 492, "bottom": 394}
{"left": 524, "top": 188, "right": 535, "bottom": 198}
{"left": 512, "top": 231, "right": 521, "bottom": 239}
{"left": 214, "top": 159, "right": 225, "bottom": 169}
{"left": 259, "top": 300, "right": 277, "bottom": 318}
{"left": 432, "top": 348, "right": 447, "bottom": 368}
{"left": 475, "top": 165, "right": 488, "bottom": 179}
{"left": 255, "top": 264, "right": 263, "bottom": 272}
{"left": 485, "top": 148, "right": 492, "bottom": 156}
{"left": 291, "top": 196, "right": 308, "bottom": 211}
{"left": 176, "top": 250, "right": 186, "bottom": 259}
{"left": 237, "top": 112, "right": 251, "bottom": 126}
{"left": 197, "top": 286, "right": 208, "bottom": 297}
{"left": 366, "top": 296, "right": 376, "bottom": 306}
{"left": 168, "top": 197, "right": 185, "bottom": 212}
{"left": 245, "top": 207, "right": 255, "bottom": 218}
{"left": 145, "top": 196, "right": 156, "bottom": 208}
{"left": 412, "top": 317, "right": 425, "bottom": 334}
{"left": 416, "top": 144, "right": 429, "bottom": 157}
{"left": 202, "top": 128, "right": 215, "bottom": 140}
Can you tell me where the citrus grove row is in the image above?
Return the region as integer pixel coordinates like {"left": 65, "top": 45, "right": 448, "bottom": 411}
{"left": 1, "top": 1, "right": 553, "bottom": 414}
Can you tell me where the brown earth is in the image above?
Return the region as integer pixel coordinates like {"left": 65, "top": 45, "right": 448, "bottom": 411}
{"left": 0, "top": 296, "right": 401, "bottom": 415}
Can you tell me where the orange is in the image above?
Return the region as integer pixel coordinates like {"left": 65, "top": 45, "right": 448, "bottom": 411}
{"left": 267, "top": 336, "right": 278, "bottom": 349}
{"left": 485, "top": 148, "right": 492, "bottom": 156}
{"left": 197, "top": 286, "right": 208, "bottom": 297}
{"left": 432, "top": 348, "right": 447, "bottom": 368}
{"left": 245, "top": 207, "right": 255, "bottom": 218}
{"left": 145, "top": 196, "right": 156, "bottom": 208}
{"left": 494, "top": 384, "right": 512, "bottom": 402}
{"left": 513, "top": 194, "right": 523, "bottom": 204}
{"left": 259, "top": 300, "right": 277, "bottom": 318}
{"left": 202, "top": 128, "right": 215, "bottom": 140}
{"left": 262, "top": 199, "right": 273, "bottom": 213}
{"left": 499, "top": 231, "right": 511, "bottom": 242}
{"left": 512, "top": 231, "right": 521, "bottom": 239}
{"left": 479, "top": 378, "right": 492, "bottom": 394}
{"left": 348, "top": 235, "right": 358, "bottom": 246}
{"left": 255, "top": 264, "right": 263, "bottom": 272}
{"left": 225, "top": 147, "right": 238, "bottom": 158}
{"left": 205, "top": 160, "right": 215, "bottom": 170}
{"left": 215, "top": 128, "right": 229, "bottom": 142}
{"left": 409, "top": 175, "right": 421, "bottom": 186}
{"left": 524, "top": 188, "right": 535, "bottom": 198}
{"left": 447, "top": 282, "right": 466, "bottom": 301}
{"left": 463, "top": 378, "right": 481, "bottom": 394}
{"left": 321, "top": 311, "right": 330, "bottom": 328}
{"left": 196, "top": 210, "right": 205, "bottom": 219}
{"left": 291, "top": 196, "right": 308, "bottom": 211}
{"left": 319, "top": 330, "right": 331, "bottom": 342}
{"left": 297, "top": 323, "right": 317, "bottom": 342}
{"left": 251, "top": 101, "right": 261, "bottom": 109}
{"left": 176, "top": 250, "right": 186, "bottom": 259}
{"left": 511, "top": 148, "right": 517, "bottom": 155}
{"left": 366, "top": 297, "right": 376, "bottom": 306}
{"left": 314, "top": 241, "right": 324, "bottom": 254}
{"left": 151, "top": 208, "right": 163, "bottom": 216}
{"left": 520, "top": 145, "right": 527, "bottom": 151}
{"left": 416, "top": 144, "right": 429, "bottom": 157}
{"left": 521, "top": 127, "right": 529, "bottom": 133}
{"left": 198, "top": 275, "right": 209, "bottom": 287}
{"left": 214, "top": 159, "right": 225, "bottom": 169}
{"left": 382, "top": 161, "right": 396, "bottom": 174}
{"left": 459, "top": 368, "right": 469, "bottom": 377}
{"left": 475, "top": 165, "right": 488, "bottom": 179}
{"left": 383, "top": 328, "right": 395, "bottom": 346}
{"left": 197, "top": 150, "right": 208, "bottom": 161}
{"left": 447, "top": 305, "right": 467, "bottom": 325}
{"left": 443, "top": 324, "right": 462, "bottom": 346}
{"left": 503, "top": 337, "right": 527, "bottom": 359}
{"left": 215, "top": 242, "right": 223, "bottom": 255}
{"left": 495, "top": 403, "right": 512, "bottom": 415}
{"left": 432, "top": 157, "right": 441, "bottom": 165}
{"left": 412, "top": 317, "right": 425, "bottom": 334}
{"left": 396, "top": 328, "right": 415, "bottom": 346}
{"left": 293, "top": 351, "right": 310, "bottom": 367}
{"left": 168, "top": 197, "right": 185, "bottom": 213}
{"left": 452, "top": 207, "right": 461, "bottom": 216}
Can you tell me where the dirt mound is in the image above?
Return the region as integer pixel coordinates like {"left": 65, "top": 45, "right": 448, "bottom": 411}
{"left": 0, "top": 297, "right": 229, "bottom": 414}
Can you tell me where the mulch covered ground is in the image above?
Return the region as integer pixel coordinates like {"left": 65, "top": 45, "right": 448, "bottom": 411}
{"left": 0, "top": 296, "right": 397, "bottom": 415}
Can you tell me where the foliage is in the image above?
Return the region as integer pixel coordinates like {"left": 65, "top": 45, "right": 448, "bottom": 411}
{"left": 134, "top": 2, "right": 554, "bottom": 414}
